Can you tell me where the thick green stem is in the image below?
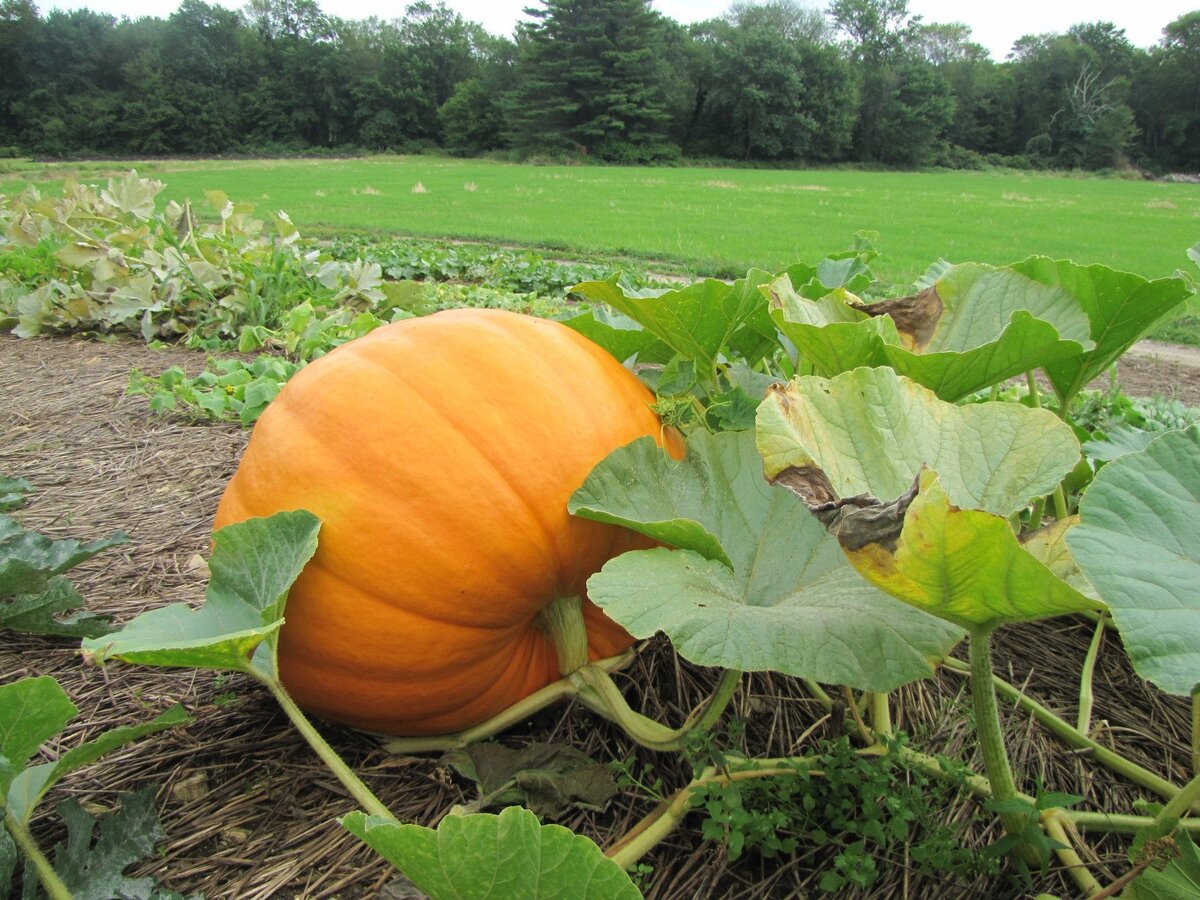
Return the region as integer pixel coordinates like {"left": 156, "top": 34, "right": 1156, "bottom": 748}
{"left": 1193, "top": 691, "right": 1199, "bottom": 777}
{"left": 574, "top": 665, "right": 741, "bottom": 752}
{"left": 868, "top": 692, "right": 892, "bottom": 739}
{"left": 535, "top": 595, "right": 590, "bottom": 675}
{"left": 382, "top": 678, "right": 582, "bottom": 754}
{"left": 1141, "top": 770, "right": 1200, "bottom": 843}
{"left": 5, "top": 811, "right": 73, "bottom": 900}
{"left": 941, "top": 656, "right": 1192, "bottom": 809}
{"left": 968, "top": 627, "right": 1039, "bottom": 863}
{"left": 802, "top": 678, "right": 833, "bottom": 712}
{"left": 382, "top": 651, "right": 636, "bottom": 753}
{"left": 265, "top": 678, "right": 395, "bottom": 821}
{"left": 1043, "top": 813, "right": 1103, "bottom": 897}
{"left": 607, "top": 758, "right": 820, "bottom": 869}
{"left": 1069, "top": 811, "right": 1200, "bottom": 835}
{"left": 1077, "top": 614, "right": 1107, "bottom": 734}
{"left": 1051, "top": 484, "right": 1070, "bottom": 521}
{"left": 897, "top": 743, "right": 1200, "bottom": 837}
{"left": 1026, "top": 371, "right": 1041, "bottom": 407}
{"left": 1028, "top": 496, "right": 1048, "bottom": 532}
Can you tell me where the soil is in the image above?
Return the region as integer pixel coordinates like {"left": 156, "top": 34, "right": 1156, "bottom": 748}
{"left": 1, "top": 332, "right": 1197, "bottom": 899}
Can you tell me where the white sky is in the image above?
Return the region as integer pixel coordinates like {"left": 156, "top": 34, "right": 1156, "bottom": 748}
{"left": 38, "top": 0, "right": 1199, "bottom": 60}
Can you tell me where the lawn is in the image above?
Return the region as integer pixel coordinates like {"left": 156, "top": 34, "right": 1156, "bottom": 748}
{"left": 5, "top": 155, "right": 1200, "bottom": 337}
{"left": 5, "top": 157, "right": 1197, "bottom": 280}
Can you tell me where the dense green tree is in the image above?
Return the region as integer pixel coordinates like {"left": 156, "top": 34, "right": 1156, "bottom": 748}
{"left": 1009, "top": 25, "right": 1140, "bottom": 169}
{"left": 700, "top": 2, "right": 855, "bottom": 161}
{"left": 0, "top": 0, "right": 39, "bottom": 148}
{"left": 875, "top": 60, "right": 956, "bottom": 165}
{"left": 0, "top": 0, "right": 1190, "bottom": 172}
{"left": 507, "top": 0, "right": 677, "bottom": 161}
{"left": 1132, "top": 12, "right": 1200, "bottom": 170}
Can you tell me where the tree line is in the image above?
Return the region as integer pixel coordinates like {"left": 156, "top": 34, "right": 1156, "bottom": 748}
{"left": 1, "top": 0, "right": 1198, "bottom": 172}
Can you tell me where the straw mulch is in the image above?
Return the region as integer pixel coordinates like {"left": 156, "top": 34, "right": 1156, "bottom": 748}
{"left": 0, "top": 332, "right": 1193, "bottom": 899}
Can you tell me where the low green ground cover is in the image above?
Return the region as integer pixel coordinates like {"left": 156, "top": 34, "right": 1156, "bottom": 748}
{"left": 4, "top": 157, "right": 1195, "bottom": 280}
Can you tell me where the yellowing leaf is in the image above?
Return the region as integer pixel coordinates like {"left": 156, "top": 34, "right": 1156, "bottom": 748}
{"left": 841, "top": 471, "right": 1101, "bottom": 631}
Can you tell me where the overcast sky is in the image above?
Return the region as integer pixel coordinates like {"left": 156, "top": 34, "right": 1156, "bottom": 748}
{"left": 39, "top": 0, "right": 1198, "bottom": 60}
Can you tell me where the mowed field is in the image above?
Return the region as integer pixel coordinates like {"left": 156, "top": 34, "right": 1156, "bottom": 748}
{"left": 6, "top": 154, "right": 1199, "bottom": 313}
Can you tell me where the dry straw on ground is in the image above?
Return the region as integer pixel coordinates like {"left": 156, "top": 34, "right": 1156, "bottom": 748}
{"left": 0, "top": 333, "right": 1194, "bottom": 898}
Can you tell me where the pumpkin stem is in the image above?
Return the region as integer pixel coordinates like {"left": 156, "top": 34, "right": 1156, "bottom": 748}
{"left": 535, "top": 594, "right": 590, "bottom": 675}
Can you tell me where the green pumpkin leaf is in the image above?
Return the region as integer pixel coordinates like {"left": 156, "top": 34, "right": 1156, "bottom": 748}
{"left": 0, "top": 577, "right": 113, "bottom": 639}
{"left": 1012, "top": 258, "right": 1194, "bottom": 404}
{"left": 756, "top": 367, "right": 1080, "bottom": 517}
{"left": 1069, "top": 427, "right": 1200, "bottom": 696}
{"left": 572, "top": 431, "right": 963, "bottom": 691}
{"left": 341, "top": 806, "right": 642, "bottom": 900}
{"left": 0, "top": 676, "right": 75, "bottom": 802}
{"left": 8, "top": 706, "right": 187, "bottom": 824}
{"left": 571, "top": 271, "right": 773, "bottom": 376}
{"left": 559, "top": 307, "right": 666, "bottom": 365}
{"left": 835, "top": 471, "right": 1100, "bottom": 631}
{"left": 0, "top": 516, "right": 129, "bottom": 598}
{"left": 81, "top": 511, "right": 320, "bottom": 679}
{"left": 0, "top": 478, "right": 33, "bottom": 513}
{"left": 767, "top": 263, "right": 1094, "bottom": 401}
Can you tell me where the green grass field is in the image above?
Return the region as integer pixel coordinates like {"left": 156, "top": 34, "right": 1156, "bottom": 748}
{"left": 6, "top": 155, "right": 1200, "bottom": 335}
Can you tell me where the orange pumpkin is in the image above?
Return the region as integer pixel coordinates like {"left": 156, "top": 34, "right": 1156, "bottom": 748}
{"left": 214, "top": 307, "right": 678, "bottom": 735}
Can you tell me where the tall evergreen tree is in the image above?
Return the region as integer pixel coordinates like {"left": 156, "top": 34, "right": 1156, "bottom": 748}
{"left": 507, "top": 0, "right": 676, "bottom": 162}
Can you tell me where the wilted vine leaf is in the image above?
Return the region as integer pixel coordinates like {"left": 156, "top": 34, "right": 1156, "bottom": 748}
{"left": 1012, "top": 258, "right": 1195, "bottom": 404}
{"left": 756, "top": 367, "right": 1080, "bottom": 516}
{"left": 81, "top": 511, "right": 319, "bottom": 678}
{"left": 1069, "top": 427, "right": 1200, "bottom": 696}
{"left": 767, "top": 263, "right": 1093, "bottom": 401}
{"left": 571, "top": 431, "right": 963, "bottom": 690}
{"left": 1121, "top": 829, "right": 1200, "bottom": 899}
{"left": 53, "top": 787, "right": 198, "bottom": 900}
{"left": 440, "top": 742, "right": 617, "bottom": 819}
{"left": 757, "top": 369, "right": 1098, "bottom": 630}
{"left": 832, "top": 471, "right": 1100, "bottom": 630}
{"left": 342, "top": 806, "right": 642, "bottom": 900}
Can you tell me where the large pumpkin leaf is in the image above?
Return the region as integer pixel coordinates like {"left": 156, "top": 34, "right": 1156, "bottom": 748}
{"left": 570, "top": 431, "right": 963, "bottom": 691}
{"left": 81, "top": 511, "right": 319, "bottom": 678}
{"left": 7, "top": 706, "right": 187, "bottom": 824}
{"left": 0, "top": 676, "right": 75, "bottom": 802}
{"left": 0, "top": 675, "right": 185, "bottom": 831}
{"left": 1069, "top": 427, "right": 1200, "bottom": 696}
{"left": 571, "top": 270, "right": 774, "bottom": 376}
{"left": 341, "top": 807, "right": 642, "bottom": 900}
{"left": 1012, "top": 258, "right": 1195, "bottom": 404}
{"left": 756, "top": 367, "right": 1080, "bottom": 517}
{"left": 559, "top": 307, "right": 667, "bottom": 365}
{"left": 767, "top": 263, "right": 1094, "bottom": 401}
{"left": 834, "top": 470, "right": 1101, "bottom": 631}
